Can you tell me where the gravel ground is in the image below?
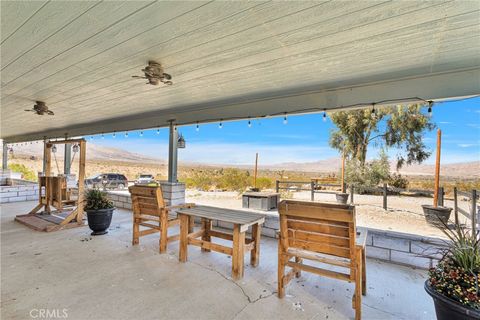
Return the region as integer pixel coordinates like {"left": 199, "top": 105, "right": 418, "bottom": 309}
{"left": 186, "top": 190, "right": 474, "bottom": 239}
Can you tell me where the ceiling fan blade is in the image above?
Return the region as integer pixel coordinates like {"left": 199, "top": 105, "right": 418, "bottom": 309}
{"left": 24, "top": 109, "right": 34, "bottom": 112}
{"left": 132, "top": 75, "right": 146, "bottom": 79}
{"left": 47, "top": 110, "right": 55, "bottom": 115}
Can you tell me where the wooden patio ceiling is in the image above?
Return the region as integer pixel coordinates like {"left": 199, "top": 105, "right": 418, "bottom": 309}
{"left": 1, "top": 1, "right": 479, "bottom": 142}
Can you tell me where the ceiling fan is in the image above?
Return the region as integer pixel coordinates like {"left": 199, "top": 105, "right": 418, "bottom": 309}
{"left": 132, "top": 60, "right": 173, "bottom": 86}
{"left": 24, "top": 101, "right": 54, "bottom": 116}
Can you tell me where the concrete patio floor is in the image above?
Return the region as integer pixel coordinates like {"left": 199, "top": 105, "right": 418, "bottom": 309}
{"left": 1, "top": 201, "right": 436, "bottom": 320}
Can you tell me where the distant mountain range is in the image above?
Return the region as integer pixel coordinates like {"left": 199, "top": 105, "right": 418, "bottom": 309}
{"left": 12, "top": 143, "right": 479, "bottom": 177}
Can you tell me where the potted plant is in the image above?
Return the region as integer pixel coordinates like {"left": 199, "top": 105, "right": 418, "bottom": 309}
{"left": 84, "top": 189, "right": 115, "bottom": 236}
{"left": 425, "top": 222, "right": 480, "bottom": 319}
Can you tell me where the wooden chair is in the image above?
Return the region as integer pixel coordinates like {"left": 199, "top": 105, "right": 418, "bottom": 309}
{"left": 129, "top": 185, "right": 193, "bottom": 253}
{"left": 277, "top": 200, "right": 367, "bottom": 320}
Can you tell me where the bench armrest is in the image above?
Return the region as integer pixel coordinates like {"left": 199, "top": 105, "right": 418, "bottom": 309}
{"left": 355, "top": 227, "right": 368, "bottom": 248}
{"left": 165, "top": 203, "right": 195, "bottom": 211}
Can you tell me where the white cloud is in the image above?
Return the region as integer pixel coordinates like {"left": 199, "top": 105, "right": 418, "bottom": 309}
{"left": 458, "top": 144, "right": 475, "bottom": 148}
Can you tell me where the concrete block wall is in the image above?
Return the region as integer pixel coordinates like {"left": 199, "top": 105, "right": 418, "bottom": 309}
{"left": 0, "top": 183, "right": 39, "bottom": 203}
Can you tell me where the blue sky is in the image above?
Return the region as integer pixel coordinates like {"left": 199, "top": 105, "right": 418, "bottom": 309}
{"left": 92, "top": 97, "right": 480, "bottom": 165}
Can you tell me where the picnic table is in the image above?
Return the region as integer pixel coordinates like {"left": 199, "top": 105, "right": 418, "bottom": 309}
{"left": 176, "top": 205, "right": 265, "bottom": 280}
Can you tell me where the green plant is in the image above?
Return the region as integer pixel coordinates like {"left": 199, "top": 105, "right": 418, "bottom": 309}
{"left": 345, "top": 151, "right": 390, "bottom": 193}
{"left": 389, "top": 173, "right": 409, "bottom": 189}
{"left": 428, "top": 223, "right": 480, "bottom": 309}
{"left": 84, "top": 189, "right": 114, "bottom": 211}
{"left": 8, "top": 163, "right": 37, "bottom": 181}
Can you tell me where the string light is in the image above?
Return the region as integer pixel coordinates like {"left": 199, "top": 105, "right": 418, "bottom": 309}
{"left": 101, "top": 133, "right": 105, "bottom": 139}
{"left": 371, "top": 104, "right": 376, "bottom": 118}
{"left": 157, "top": 128, "right": 160, "bottom": 134}
{"left": 113, "top": 131, "right": 116, "bottom": 138}
{"left": 323, "top": 109, "right": 327, "bottom": 122}
{"left": 89, "top": 136, "right": 93, "bottom": 140}
{"left": 140, "top": 131, "right": 143, "bottom": 137}
{"left": 196, "top": 122, "right": 200, "bottom": 132}
{"left": 219, "top": 120, "right": 223, "bottom": 129}
{"left": 427, "top": 101, "right": 433, "bottom": 118}
{"left": 125, "top": 131, "right": 128, "bottom": 138}
{"left": 248, "top": 118, "right": 252, "bottom": 128}
{"left": 283, "top": 113, "right": 288, "bottom": 125}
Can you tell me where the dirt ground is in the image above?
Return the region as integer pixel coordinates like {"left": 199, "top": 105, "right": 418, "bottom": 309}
{"left": 186, "top": 190, "right": 474, "bottom": 239}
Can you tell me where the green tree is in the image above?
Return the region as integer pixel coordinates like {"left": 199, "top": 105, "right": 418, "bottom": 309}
{"left": 329, "top": 104, "right": 435, "bottom": 169}
{"left": 8, "top": 163, "right": 37, "bottom": 181}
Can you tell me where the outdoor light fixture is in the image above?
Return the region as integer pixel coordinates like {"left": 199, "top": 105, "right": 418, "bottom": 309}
{"left": 248, "top": 119, "right": 252, "bottom": 127}
{"left": 125, "top": 131, "right": 128, "bottom": 138}
{"left": 177, "top": 133, "right": 186, "bottom": 148}
{"left": 113, "top": 131, "right": 116, "bottom": 138}
{"left": 219, "top": 120, "right": 223, "bottom": 129}
{"left": 52, "top": 145, "right": 57, "bottom": 153}
{"left": 283, "top": 113, "right": 288, "bottom": 125}
{"left": 101, "top": 133, "right": 105, "bottom": 139}
{"left": 157, "top": 128, "right": 160, "bottom": 134}
{"left": 8, "top": 147, "right": 13, "bottom": 155}
{"left": 140, "top": 131, "right": 143, "bottom": 137}
{"left": 90, "top": 136, "right": 93, "bottom": 140}
{"left": 323, "top": 109, "right": 327, "bottom": 122}
{"left": 371, "top": 104, "right": 376, "bottom": 118}
{"left": 427, "top": 101, "right": 433, "bottom": 118}
{"left": 72, "top": 144, "right": 79, "bottom": 153}
{"left": 196, "top": 122, "right": 199, "bottom": 132}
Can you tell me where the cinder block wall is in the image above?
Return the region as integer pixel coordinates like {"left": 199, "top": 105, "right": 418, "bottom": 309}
{"left": 109, "top": 190, "right": 446, "bottom": 270}
{"left": 0, "top": 181, "right": 39, "bottom": 203}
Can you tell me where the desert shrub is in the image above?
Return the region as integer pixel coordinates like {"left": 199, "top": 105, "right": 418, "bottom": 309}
{"left": 217, "top": 168, "right": 250, "bottom": 191}
{"left": 345, "top": 152, "right": 390, "bottom": 193}
{"left": 183, "top": 170, "right": 215, "bottom": 191}
{"left": 8, "top": 163, "right": 37, "bottom": 181}
{"left": 254, "top": 177, "right": 274, "bottom": 190}
{"left": 389, "top": 173, "right": 409, "bottom": 189}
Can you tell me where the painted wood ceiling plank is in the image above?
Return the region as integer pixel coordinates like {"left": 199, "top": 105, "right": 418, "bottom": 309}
{"left": 0, "top": 0, "right": 48, "bottom": 45}
{"left": 1, "top": 1, "right": 156, "bottom": 88}
{"left": 31, "top": 4, "right": 477, "bottom": 112}
{"left": 6, "top": 31, "right": 473, "bottom": 132}
{"left": 15, "top": 0, "right": 457, "bottom": 108}
{"left": 1, "top": 1, "right": 100, "bottom": 69}
{"left": 8, "top": 1, "right": 322, "bottom": 106}
{"left": 0, "top": 1, "right": 249, "bottom": 98}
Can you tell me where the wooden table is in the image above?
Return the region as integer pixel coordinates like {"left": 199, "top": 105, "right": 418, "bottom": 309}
{"left": 176, "top": 205, "right": 265, "bottom": 280}
{"left": 242, "top": 192, "right": 280, "bottom": 211}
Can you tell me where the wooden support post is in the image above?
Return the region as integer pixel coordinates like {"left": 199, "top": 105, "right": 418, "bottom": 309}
{"left": 232, "top": 224, "right": 245, "bottom": 280}
{"left": 438, "top": 187, "right": 444, "bottom": 207}
{"left": 250, "top": 223, "right": 261, "bottom": 267}
{"left": 453, "top": 187, "right": 459, "bottom": 227}
{"left": 341, "top": 151, "right": 346, "bottom": 193}
{"left": 310, "top": 181, "right": 315, "bottom": 201}
{"left": 433, "top": 129, "right": 441, "bottom": 207}
{"left": 179, "top": 214, "right": 189, "bottom": 263}
{"left": 472, "top": 189, "right": 477, "bottom": 235}
{"left": 76, "top": 140, "right": 86, "bottom": 224}
{"left": 2, "top": 142, "right": 7, "bottom": 170}
{"left": 276, "top": 180, "right": 280, "bottom": 193}
{"left": 350, "top": 185, "right": 354, "bottom": 204}
{"left": 383, "top": 183, "right": 387, "bottom": 210}
{"left": 201, "top": 218, "right": 212, "bottom": 252}
{"left": 253, "top": 152, "right": 258, "bottom": 189}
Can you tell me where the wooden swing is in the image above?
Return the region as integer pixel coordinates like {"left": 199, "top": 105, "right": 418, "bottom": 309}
{"left": 15, "top": 139, "right": 87, "bottom": 232}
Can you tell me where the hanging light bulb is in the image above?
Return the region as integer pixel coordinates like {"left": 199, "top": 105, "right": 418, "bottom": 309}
{"left": 219, "top": 120, "right": 223, "bottom": 129}
{"left": 52, "top": 145, "right": 57, "bottom": 153}
{"left": 283, "top": 113, "right": 288, "bottom": 125}
{"left": 371, "top": 104, "right": 376, "bottom": 118}
{"left": 89, "top": 136, "right": 93, "bottom": 140}
{"left": 248, "top": 118, "right": 252, "bottom": 128}
{"left": 427, "top": 101, "right": 433, "bottom": 118}
{"left": 196, "top": 122, "right": 199, "bottom": 132}
{"left": 323, "top": 109, "right": 327, "bottom": 122}
{"left": 140, "top": 131, "right": 143, "bottom": 137}
{"left": 157, "top": 128, "right": 160, "bottom": 134}
{"left": 72, "top": 144, "right": 79, "bottom": 153}
{"left": 113, "top": 131, "right": 116, "bottom": 138}
{"left": 101, "top": 133, "right": 105, "bottom": 139}
{"left": 125, "top": 131, "right": 128, "bottom": 138}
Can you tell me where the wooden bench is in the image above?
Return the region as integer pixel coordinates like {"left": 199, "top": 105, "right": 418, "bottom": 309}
{"left": 277, "top": 200, "right": 367, "bottom": 320}
{"left": 176, "top": 205, "right": 265, "bottom": 280}
{"left": 129, "top": 185, "right": 193, "bottom": 253}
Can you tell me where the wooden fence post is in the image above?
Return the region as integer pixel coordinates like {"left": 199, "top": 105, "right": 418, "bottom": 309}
{"left": 453, "top": 187, "right": 459, "bottom": 227}
{"left": 350, "top": 185, "right": 354, "bottom": 204}
{"left": 383, "top": 183, "right": 387, "bottom": 210}
{"left": 472, "top": 189, "right": 477, "bottom": 235}
{"left": 275, "top": 180, "right": 279, "bottom": 193}
{"left": 438, "top": 187, "right": 444, "bottom": 207}
{"left": 310, "top": 181, "right": 315, "bottom": 201}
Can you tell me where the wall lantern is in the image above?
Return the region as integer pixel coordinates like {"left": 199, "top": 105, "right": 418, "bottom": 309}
{"left": 177, "top": 133, "right": 186, "bottom": 149}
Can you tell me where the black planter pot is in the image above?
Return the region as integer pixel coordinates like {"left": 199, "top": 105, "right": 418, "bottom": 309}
{"left": 336, "top": 193, "right": 349, "bottom": 204}
{"left": 425, "top": 281, "right": 480, "bottom": 320}
{"left": 86, "top": 208, "right": 114, "bottom": 236}
{"left": 422, "top": 205, "right": 452, "bottom": 227}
